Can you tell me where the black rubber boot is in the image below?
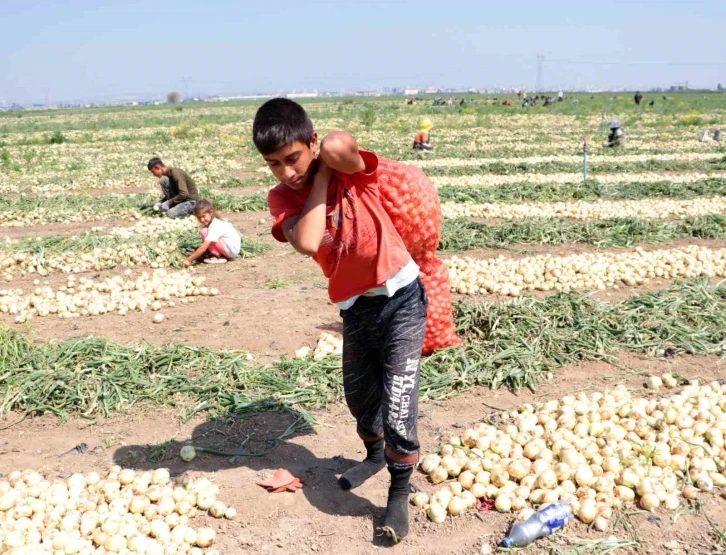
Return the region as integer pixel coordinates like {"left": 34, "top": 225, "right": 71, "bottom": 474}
{"left": 338, "top": 439, "right": 386, "bottom": 490}
{"left": 382, "top": 466, "right": 413, "bottom": 543}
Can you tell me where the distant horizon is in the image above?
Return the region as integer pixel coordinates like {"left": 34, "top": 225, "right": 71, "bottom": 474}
{"left": 3, "top": 85, "right": 724, "bottom": 110}
{"left": 2, "top": 0, "right": 725, "bottom": 106}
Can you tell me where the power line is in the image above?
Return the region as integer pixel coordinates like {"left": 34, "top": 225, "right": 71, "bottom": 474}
{"left": 543, "top": 58, "right": 726, "bottom": 68}
{"left": 536, "top": 53, "right": 544, "bottom": 92}
{"left": 181, "top": 76, "right": 192, "bottom": 99}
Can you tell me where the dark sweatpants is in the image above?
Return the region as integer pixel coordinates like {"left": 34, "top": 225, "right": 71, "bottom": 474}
{"left": 341, "top": 278, "right": 428, "bottom": 469}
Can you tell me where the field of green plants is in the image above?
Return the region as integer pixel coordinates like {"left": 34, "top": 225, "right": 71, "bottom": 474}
{"left": 1, "top": 93, "right": 726, "bottom": 554}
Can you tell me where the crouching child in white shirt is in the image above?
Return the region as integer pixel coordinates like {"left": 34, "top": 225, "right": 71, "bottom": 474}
{"left": 183, "top": 199, "right": 242, "bottom": 266}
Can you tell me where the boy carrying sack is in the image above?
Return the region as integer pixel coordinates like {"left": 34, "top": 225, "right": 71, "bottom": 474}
{"left": 253, "top": 98, "right": 427, "bottom": 541}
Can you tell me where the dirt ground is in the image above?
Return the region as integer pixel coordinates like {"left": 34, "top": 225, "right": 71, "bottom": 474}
{"left": 1, "top": 353, "right": 725, "bottom": 554}
{"left": 3, "top": 208, "right": 726, "bottom": 553}
{"left": 5, "top": 210, "right": 726, "bottom": 360}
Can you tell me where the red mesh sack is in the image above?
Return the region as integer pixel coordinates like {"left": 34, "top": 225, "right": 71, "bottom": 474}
{"left": 377, "top": 160, "right": 441, "bottom": 269}
{"left": 376, "top": 158, "right": 461, "bottom": 354}
{"left": 419, "top": 258, "right": 461, "bottom": 355}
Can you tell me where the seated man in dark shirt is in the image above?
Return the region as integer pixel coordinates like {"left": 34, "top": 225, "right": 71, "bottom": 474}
{"left": 146, "top": 157, "right": 199, "bottom": 218}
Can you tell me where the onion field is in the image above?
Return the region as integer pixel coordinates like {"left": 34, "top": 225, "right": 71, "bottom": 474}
{"left": 1, "top": 94, "right": 726, "bottom": 554}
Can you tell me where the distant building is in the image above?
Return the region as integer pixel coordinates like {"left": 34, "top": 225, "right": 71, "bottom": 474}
{"left": 404, "top": 88, "right": 419, "bottom": 96}
{"left": 287, "top": 91, "right": 319, "bottom": 99}
{"left": 213, "top": 95, "right": 272, "bottom": 102}
{"left": 425, "top": 87, "right": 439, "bottom": 94}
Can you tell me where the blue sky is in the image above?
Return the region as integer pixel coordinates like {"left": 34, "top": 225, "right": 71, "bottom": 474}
{"left": 1, "top": 0, "right": 725, "bottom": 104}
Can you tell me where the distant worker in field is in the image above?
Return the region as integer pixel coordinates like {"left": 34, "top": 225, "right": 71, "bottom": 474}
{"left": 715, "top": 127, "right": 722, "bottom": 142}
{"left": 558, "top": 91, "right": 564, "bottom": 102}
{"left": 146, "top": 158, "right": 199, "bottom": 218}
{"left": 634, "top": 91, "right": 643, "bottom": 105}
{"left": 413, "top": 119, "right": 433, "bottom": 151}
{"left": 606, "top": 120, "right": 626, "bottom": 148}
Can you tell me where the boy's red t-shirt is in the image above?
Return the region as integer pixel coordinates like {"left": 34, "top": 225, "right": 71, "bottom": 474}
{"left": 268, "top": 150, "right": 412, "bottom": 303}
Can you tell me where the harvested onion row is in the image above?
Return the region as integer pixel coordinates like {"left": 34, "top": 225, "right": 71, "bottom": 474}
{"left": 432, "top": 172, "right": 717, "bottom": 189}
{"left": 418, "top": 377, "right": 726, "bottom": 530}
{"left": 0, "top": 270, "right": 217, "bottom": 323}
{"left": 1, "top": 241, "right": 183, "bottom": 281}
{"left": 412, "top": 152, "right": 725, "bottom": 169}
{"left": 107, "top": 217, "right": 197, "bottom": 239}
{"left": 0, "top": 466, "right": 229, "bottom": 554}
{"left": 440, "top": 197, "right": 726, "bottom": 222}
{"left": 446, "top": 245, "right": 726, "bottom": 297}
{"left": 0, "top": 207, "right": 144, "bottom": 228}
{"left": 1, "top": 218, "right": 196, "bottom": 280}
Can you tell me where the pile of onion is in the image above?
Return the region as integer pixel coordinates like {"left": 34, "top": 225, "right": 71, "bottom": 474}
{"left": 446, "top": 245, "right": 726, "bottom": 297}
{"left": 0, "top": 270, "right": 217, "bottom": 323}
{"left": 416, "top": 375, "right": 726, "bottom": 531}
{"left": 0, "top": 465, "right": 234, "bottom": 554}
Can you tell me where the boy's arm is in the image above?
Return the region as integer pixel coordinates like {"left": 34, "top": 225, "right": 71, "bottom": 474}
{"left": 319, "top": 131, "right": 366, "bottom": 175}
{"left": 282, "top": 162, "right": 331, "bottom": 257}
{"left": 183, "top": 241, "right": 211, "bottom": 267}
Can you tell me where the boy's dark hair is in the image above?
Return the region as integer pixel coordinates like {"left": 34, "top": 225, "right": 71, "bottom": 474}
{"left": 147, "top": 157, "right": 164, "bottom": 170}
{"left": 194, "top": 199, "right": 215, "bottom": 215}
{"left": 252, "top": 98, "right": 314, "bottom": 155}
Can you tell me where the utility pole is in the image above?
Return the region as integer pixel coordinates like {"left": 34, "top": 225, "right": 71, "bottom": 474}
{"left": 182, "top": 77, "right": 192, "bottom": 99}
{"left": 536, "top": 53, "right": 544, "bottom": 93}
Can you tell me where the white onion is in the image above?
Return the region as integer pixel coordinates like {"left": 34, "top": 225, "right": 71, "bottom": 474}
{"left": 458, "top": 470, "right": 475, "bottom": 490}
{"left": 470, "top": 483, "right": 487, "bottom": 499}
{"left": 447, "top": 482, "right": 463, "bottom": 496}
{"left": 639, "top": 493, "right": 660, "bottom": 511}
{"left": 427, "top": 503, "right": 447, "bottom": 523}
{"left": 209, "top": 501, "right": 227, "bottom": 518}
{"left": 495, "top": 495, "right": 512, "bottom": 513}
{"left": 593, "top": 516, "right": 609, "bottom": 532}
{"left": 537, "top": 470, "right": 558, "bottom": 490}
{"left": 430, "top": 466, "right": 448, "bottom": 484}
{"left": 420, "top": 454, "right": 441, "bottom": 474}
{"left": 431, "top": 489, "right": 453, "bottom": 507}
{"left": 411, "top": 492, "right": 429, "bottom": 507}
{"left": 196, "top": 491, "right": 216, "bottom": 510}
{"left": 578, "top": 498, "right": 597, "bottom": 524}
{"left": 448, "top": 497, "right": 468, "bottom": 516}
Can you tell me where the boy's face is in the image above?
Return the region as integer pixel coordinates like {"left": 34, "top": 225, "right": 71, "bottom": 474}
{"left": 196, "top": 210, "right": 213, "bottom": 227}
{"left": 149, "top": 165, "right": 166, "bottom": 178}
{"left": 262, "top": 135, "right": 318, "bottom": 191}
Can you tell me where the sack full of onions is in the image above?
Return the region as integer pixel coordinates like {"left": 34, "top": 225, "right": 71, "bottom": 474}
{"left": 419, "top": 258, "right": 461, "bottom": 355}
{"left": 376, "top": 157, "right": 461, "bottom": 354}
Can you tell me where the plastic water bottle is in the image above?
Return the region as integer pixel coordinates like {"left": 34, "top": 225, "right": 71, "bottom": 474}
{"left": 500, "top": 501, "right": 573, "bottom": 548}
